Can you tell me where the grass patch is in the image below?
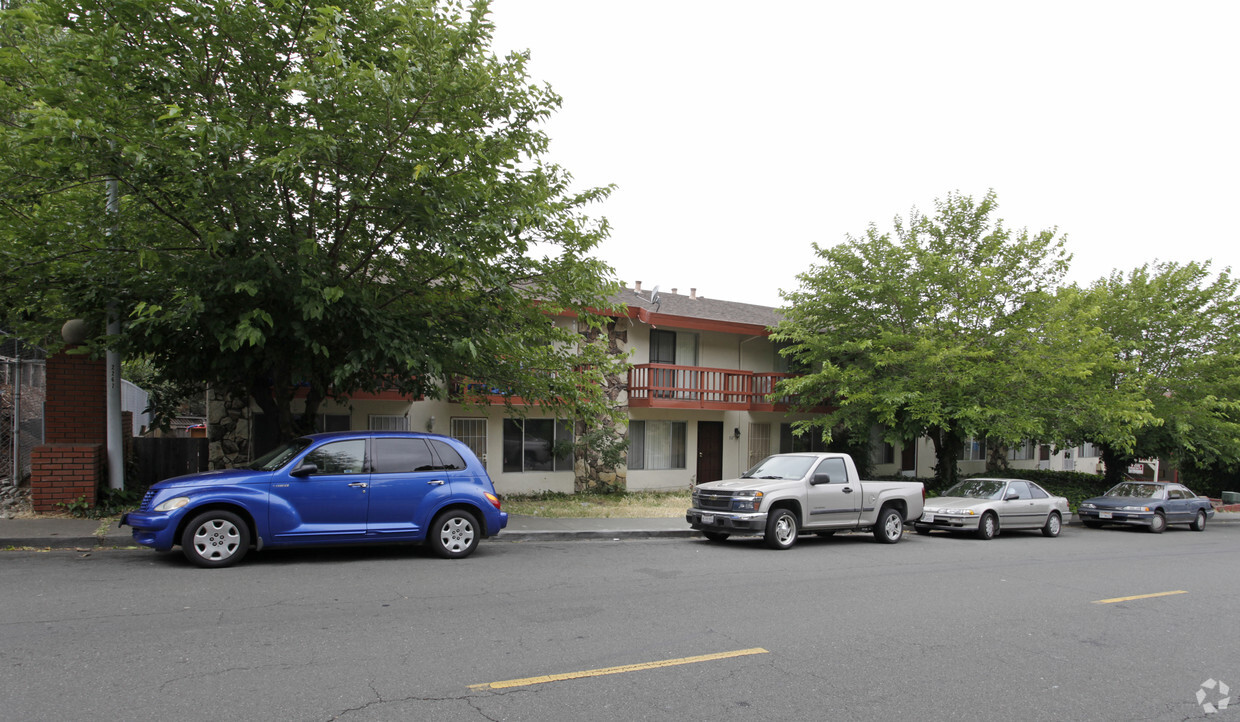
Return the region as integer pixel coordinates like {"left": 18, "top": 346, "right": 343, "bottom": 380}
{"left": 503, "top": 490, "right": 692, "bottom": 518}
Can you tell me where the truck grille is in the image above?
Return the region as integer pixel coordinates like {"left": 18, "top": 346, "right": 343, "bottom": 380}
{"left": 695, "top": 492, "right": 734, "bottom": 512}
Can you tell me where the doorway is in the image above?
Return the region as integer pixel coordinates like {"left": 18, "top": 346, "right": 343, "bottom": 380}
{"left": 696, "top": 421, "right": 723, "bottom": 484}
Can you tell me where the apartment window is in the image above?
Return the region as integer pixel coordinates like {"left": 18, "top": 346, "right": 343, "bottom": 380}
{"left": 958, "top": 437, "right": 987, "bottom": 462}
{"left": 1007, "top": 440, "right": 1036, "bottom": 461}
{"left": 316, "top": 414, "right": 350, "bottom": 432}
{"left": 649, "top": 330, "right": 699, "bottom": 400}
{"left": 368, "top": 415, "right": 409, "bottom": 431}
{"left": 868, "top": 426, "right": 895, "bottom": 465}
{"left": 629, "top": 420, "right": 687, "bottom": 470}
{"left": 748, "top": 423, "right": 772, "bottom": 467}
{"left": 1077, "top": 442, "right": 1100, "bottom": 458}
{"left": 451, "top": 418, "right": 488, "bottom": 465}
{"left": 503, "top": 418, "right": 573, "bottom": 472}
{"left": 780, "top": 423, "right": 827, "bottom": 453}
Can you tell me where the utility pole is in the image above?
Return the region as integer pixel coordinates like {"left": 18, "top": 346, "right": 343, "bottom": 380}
{"left": 105, "top": 174, "right": 123, "bottom": 490}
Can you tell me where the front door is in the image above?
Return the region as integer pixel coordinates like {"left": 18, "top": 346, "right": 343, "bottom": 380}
{"left": 268, "top": 438, "right": 370, "bottom": 541}
{"left": 998, "top": 480, "right": 1044, "bottom": 529}
{"left": 696, "top": 421, "right": 723, "bottom": 484}
{"left": 805, "top": 456, "right": 861, "bottom": 528}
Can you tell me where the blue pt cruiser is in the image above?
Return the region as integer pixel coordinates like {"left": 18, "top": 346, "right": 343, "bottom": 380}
{"left": 121, "top": 431, "right": 508, "bottom": 567}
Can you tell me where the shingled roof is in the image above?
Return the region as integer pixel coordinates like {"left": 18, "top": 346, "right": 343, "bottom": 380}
{"left": 612, "top": 284, "right": 781, "bottom": 334}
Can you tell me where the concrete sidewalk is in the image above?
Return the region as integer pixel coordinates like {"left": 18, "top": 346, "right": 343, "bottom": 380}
{"left": 0, "top": 514, "right": 698, "bottom": 549}
{"left": 2, "top": 512, "right": 1236, "bottom": 550}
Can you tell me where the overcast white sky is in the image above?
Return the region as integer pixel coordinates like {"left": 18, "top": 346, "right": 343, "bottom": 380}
{"left": 489, "top": 1, "right": 1240, "bottom": 308}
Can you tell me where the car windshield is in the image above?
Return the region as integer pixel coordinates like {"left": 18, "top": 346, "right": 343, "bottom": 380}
{"left": 247, "top": 438, "right": 314, "bottom": 471}
{"left": 942, "top": 479, "right": 1006, "bottom": 499}
{"left": 742, "top": 455, "right": 816, "bottom": 480}
{"left": 1105, "top": 483, "right": 1162, "bottom": 499}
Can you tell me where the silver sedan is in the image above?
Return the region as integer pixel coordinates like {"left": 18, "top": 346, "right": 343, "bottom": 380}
{"left": 914, "top": 478, "right": 1069, "bottom": 540}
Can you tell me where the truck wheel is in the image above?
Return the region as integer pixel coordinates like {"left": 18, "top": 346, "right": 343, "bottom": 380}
{"left": 702, "top": 531, "right": 730, "bottom": 543}
{"left": 764, "top": 509, "right": 798, "bottom": 550}
{"left": 874, "top": 507, "right": 904, "bottom": 544}
{"left": 975, "top": 512, "right": 997, "bottom": 540}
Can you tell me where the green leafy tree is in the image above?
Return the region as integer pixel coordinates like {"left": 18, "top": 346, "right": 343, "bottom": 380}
{"left": 0, "top": 0, "right": 625, "bottom": 443}
{"left": 1086, "top": 262, "right": 1240, "bottom": 483}
{"left": 772, "top": 191, "right": 1148, "bottom": 485}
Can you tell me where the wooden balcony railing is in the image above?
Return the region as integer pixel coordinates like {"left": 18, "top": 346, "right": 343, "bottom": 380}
{"left": 627, "top": 364, "right": 797, "bottom": 411}
{"left": 451, "top": 365, "right": 821, "bottom": 412}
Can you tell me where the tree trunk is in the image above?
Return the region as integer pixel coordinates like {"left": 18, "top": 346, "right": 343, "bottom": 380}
{"left": 928, "top": 428, "right": 963, "bottom": 487}
{"left": 1100, "top": 444, "right": 1133, "bottom": 485}
{"left": 986, "top": 443, "right": 1009, "bottom": 473}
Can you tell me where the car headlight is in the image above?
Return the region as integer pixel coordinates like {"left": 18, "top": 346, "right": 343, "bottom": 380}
{"left": 731, "top": 491, "right": 764, "bottom": 512}
{"left": 1120, "top": 505, "right": 1150, "bottom": 512}
{"left": 1080, "top": 503, "right": 1095, "bottom": 509}
{"left": 942, "top": 509, "right": 975, "bottom": 516}
{"left": 153, "top": 496, "right": 190, "bottom": 512}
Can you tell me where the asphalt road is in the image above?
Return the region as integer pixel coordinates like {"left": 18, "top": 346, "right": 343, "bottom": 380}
{"left": 2, "top": 523, "right": 1238, "bottom": 721}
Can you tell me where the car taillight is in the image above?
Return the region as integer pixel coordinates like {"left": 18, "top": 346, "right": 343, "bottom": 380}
{"left": 485, "top": 492, "right": 502, "bottom": 510}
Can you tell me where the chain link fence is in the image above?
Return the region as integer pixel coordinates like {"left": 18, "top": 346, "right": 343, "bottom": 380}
{"left": 1, "top": 335, "right": 46, "bottom": 487}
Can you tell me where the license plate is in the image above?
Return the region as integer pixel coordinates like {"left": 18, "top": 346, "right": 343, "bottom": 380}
{"left": 700, "top": 514, "right": 715, "bottom": 525}
{"left": 922, "top": 515, "right": 936, "bottom": 523}
{"left": 1099, "top": 511, "right": 1112, "bottom": 519}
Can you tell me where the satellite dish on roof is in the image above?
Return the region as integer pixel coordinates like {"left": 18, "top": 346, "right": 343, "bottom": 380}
{"left": 649, "top": 285, "right": 661, "bottom": 306}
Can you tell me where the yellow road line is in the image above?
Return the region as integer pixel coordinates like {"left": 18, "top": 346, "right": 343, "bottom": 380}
{"left": 469, "top": 647, "right": 770, "bottom": 690}
{"left": 1093, "top": 590, "right": 1188, "bottom": 604}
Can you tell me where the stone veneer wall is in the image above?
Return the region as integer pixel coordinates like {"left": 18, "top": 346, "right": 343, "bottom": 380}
{"left": 574, "top": 319, "right": 629, "bottom": 492}
{"left": 207, "top": 389, "right": 252, "bottom": 470}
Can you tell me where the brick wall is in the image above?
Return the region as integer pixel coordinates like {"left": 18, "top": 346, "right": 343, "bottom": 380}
{"left": 31, "top": 444, "right": 104, "bottom": 512}
{"left": 44, "top": 350, "right": 106, "bottom": 444}
{"left": 31, "top": 349, "right": 109, "bottom": 510}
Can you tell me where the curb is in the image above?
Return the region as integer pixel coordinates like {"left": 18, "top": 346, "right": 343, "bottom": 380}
{"left": 497, "top": 529, "right": 700, "bottom": 543}
{"left": 5, "top": 514, "right": 1237, "bottom": 550}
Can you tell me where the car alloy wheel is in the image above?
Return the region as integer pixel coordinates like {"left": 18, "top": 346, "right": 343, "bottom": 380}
{"left": 874, "top": 507, "right": 904, "bottom": 544}
{"left": 1190, "top": 510, "right": 1207, "bottom": 532}
{"left": 1148, "top": 512, "right": 1166, "bottom": 534}
{"left": 1042, "top": 512, "right": 1061, "bottom": 538}
{"left": 976, "top": 512, "right": 997, "bottom": 540}
{"left": 429, "top": 509, "right": 480, "bottom": 559}
{"left": 181, "top": 510, "right": 250, "bottom": 568}
{"left": 764, "top": 509, "right": 798, "bottom": 550}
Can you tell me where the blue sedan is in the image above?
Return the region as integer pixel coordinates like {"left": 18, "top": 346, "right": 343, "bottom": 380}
{"left": 1077, "top": 481, "right": 1214, "bottom": 533}
{"left": 121, "top": 431, "right": 508, "bottom": 567}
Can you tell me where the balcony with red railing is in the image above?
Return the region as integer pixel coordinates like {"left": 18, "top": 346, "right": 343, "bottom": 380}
{"left": 449, "top": 365, "right": 826, "bottom": 412}
{"left": 627, "top": 364, "right": 810, "bottom": 412}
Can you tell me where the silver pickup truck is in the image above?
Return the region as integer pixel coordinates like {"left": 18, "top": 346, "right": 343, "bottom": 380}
{"left": 686, "top": 452, "right": 925, "bottom": 549}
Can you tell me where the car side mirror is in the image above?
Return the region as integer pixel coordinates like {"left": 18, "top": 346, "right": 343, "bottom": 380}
{"left": 290, "top": 463, "right": 318, "bottom": 478}
{"left": 812, "top": 473, "right": 833, "bottom": 485}
{"left": 1005, "top": 490, "right": 1020, "bottom": 501}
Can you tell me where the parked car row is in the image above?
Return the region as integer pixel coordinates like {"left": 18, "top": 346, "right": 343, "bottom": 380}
{"left": 685, "top": 452, "right": 1216, "bottom": 549}
{"left": 119, "top": 438, "right": 1217, "bottom": 569}
{"left": 916, "top": 478, "right": 1214, "bottom": 539}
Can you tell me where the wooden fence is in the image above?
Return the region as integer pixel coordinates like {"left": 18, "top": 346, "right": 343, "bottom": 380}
{"left": 132, "top": 437, "right": 209, "bottom": 488}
